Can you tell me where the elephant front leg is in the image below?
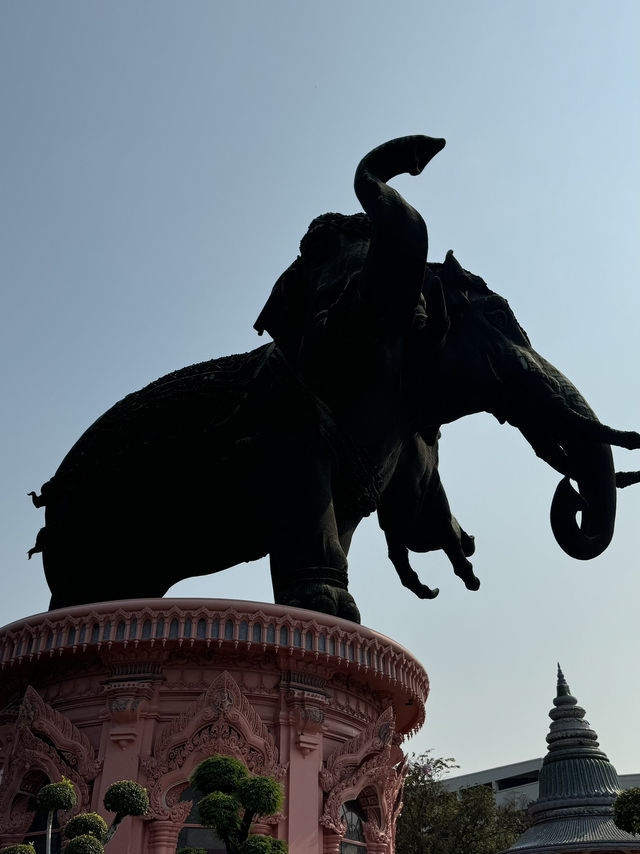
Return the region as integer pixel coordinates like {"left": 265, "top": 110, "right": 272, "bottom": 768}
{"left": 387, "top": 537, "right": 440, "bottom": 599}
{"left": 265, "top": 432, "right": 361, "bottom": 623}
{"left": 441, "top": 518, "right": 480, "bottom": 591}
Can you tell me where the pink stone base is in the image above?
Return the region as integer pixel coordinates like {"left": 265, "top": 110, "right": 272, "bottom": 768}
{"left": 0, "top": 599, "right": 430, "bottom": 853}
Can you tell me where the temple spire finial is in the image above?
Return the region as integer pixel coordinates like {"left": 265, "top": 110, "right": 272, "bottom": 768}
{"left": 556, "top": 662, "right": 571, "bottom": 697}
{"left": 502, "top": 666, "right": 640, "bottom": 852}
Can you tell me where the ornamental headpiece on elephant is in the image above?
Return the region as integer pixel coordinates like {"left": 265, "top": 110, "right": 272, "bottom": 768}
{"left": 29, "top": 136, "right": 640, "bottom": 622}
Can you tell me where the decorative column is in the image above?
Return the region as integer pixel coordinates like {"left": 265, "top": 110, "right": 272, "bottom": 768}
{"left": 147, "top": 818, "right": 182, "bottom": 853}
{"left": 322, "top": 830, "right": 343, "bottom": 853}
{"left": 95, "top": 653, "right": 163, "bottom": 811}
{"left": 282, "top": 670, "right": 328, "bottom": 854}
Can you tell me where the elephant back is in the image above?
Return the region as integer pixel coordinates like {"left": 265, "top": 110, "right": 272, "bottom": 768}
{"left": 42, "top": 343, "right": 275, "bottom": 500}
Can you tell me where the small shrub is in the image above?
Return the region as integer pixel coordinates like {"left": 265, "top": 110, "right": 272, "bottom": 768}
{"left": 64, "top": 835, "right": 105, "bottom": 854}
{"left": 199, "top": 792, "right": 241, "bottom": 833}
{"left": 0, "top": 845, "right": 37, "bottom": 854}
{"left": 237, "top": 776, "right": 283, "bottom": 817}
{"left": 240, "top": 838, "right": 288, "bottom": 854}
{"left": 191, "top": 755, "right": 249, "bottom": 795}
{"left": 176, "top": 848, "right": 207, "bottom": 854}
{"left": 614, "top": 787, "right": 640, "bottom": 836}
{"left": 36, "top": 777, "right": 77, "bottom": 812}
{"left": 240, "top": 838, "right": 273, "bottom": 854}
{"left": 103, "top": 780, "right": 149, "bottom": 817}
{"left": 65, "top": 812, "right": 108, "bottom": 840}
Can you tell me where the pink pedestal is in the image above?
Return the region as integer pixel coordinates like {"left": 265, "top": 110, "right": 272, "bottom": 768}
{"left": 0, "top": 599, "right": 429, "bottom": 853}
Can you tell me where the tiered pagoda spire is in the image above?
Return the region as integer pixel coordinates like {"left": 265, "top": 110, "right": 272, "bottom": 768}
{"left": 503, "top": 665, "right": 640, "bottom": 852}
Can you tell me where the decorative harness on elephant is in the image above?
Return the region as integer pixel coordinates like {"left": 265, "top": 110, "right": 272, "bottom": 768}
{"left": 260, "top": 343, "right": 385, "bottom": 518}
{"left": 33, "top": 342, "right": 384, "bottom": 521}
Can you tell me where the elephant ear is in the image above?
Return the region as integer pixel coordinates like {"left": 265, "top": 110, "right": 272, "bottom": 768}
{"left": 438, "top": 249, "right": 491, "bottom": 307}
{"left": 254, "top": 257, "right": 307, "bottom": 360}
{"left": 422, "top": 272, "right": 450, "bottom": 350}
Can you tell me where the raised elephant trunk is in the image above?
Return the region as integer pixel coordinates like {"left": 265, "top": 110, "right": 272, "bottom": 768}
{"left": 353, "top": 136, "right": 445, "bottom": 330}
{"left": 502, "top": 349, "right": 640, "bottom": 559}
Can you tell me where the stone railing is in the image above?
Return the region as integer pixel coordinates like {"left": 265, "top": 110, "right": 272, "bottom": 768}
{"left": 0, "top": 598, "right": 429, "bottom": 732}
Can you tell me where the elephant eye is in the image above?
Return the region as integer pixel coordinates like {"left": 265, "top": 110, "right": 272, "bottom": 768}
{"left": 487, "top": 309, "right": 508, "bottom": 331}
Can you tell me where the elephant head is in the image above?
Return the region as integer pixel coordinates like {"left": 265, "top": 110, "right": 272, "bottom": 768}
{"left": 419, "top": 249, "right": 640, "bottom": 560}
{"left": 256, "top": 134, "right": 639, "bottom": 563}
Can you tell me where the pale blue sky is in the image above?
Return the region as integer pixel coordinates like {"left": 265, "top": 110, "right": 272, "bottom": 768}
{"left": 1, "top": 1, "right": 639, "bottom": 776}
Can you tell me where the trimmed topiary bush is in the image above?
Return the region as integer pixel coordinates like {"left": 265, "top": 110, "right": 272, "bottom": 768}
{"left": 36, "top": 776, "right": 78, "bottom": 854}
{"left": 199, "top": 792, "right": 241, "bottom": 834}
{"left": 64, "top": 835, "right": 105, "bottom": 854}
{"left": 103, "top": 780, "right": 149, "bottom": 818}
{"left": 36, "top": 777, "right": 77, "bottom": 812}
{"left": 614, "top": 787, "right": 640, "bottom": 836}
{"left": 189, "top": 755, "right": 287, "bottom": 854}
{"left": 191, "top": 755, "right": 249, "bottom": 795}
{"left": 64, "top": 812, "right": 108, "bottom": 841}
{"left": 102, "top": 779, "right": 149, "bottom": 843}
{"left": 240, "top": 837, "right": 287, "bottom": 853}
{"left": 237, "top": 776, "right": 283, "bottom": 817}
{"left": 0, "top": 844, "right": 37, "bottom": 854}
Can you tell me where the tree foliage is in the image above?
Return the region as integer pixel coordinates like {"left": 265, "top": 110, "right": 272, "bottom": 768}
{"left": 64, "top": 812, "right": 108, "bottom": 841}
{"left": 189, "top": 755, "right": 287, "bottom": 854}
{"left": 36, "top": 778, "right": 77, "bottom": 813}
{"left": 0, "top": 845, "right": 37, "bottom": 854}
{"left": 613, "top": 787, "right": 640, "bottom": 836}
{"left": 395, "top": 752, "right": 531, "bottom": 854}
{"left": 102, "top": 779, "right": 149, "bottom": 843}
{"left": 64, "top": 835, "right": 105, "bottom": 854}
{"left": 192, "top": 755, "right": 249, "bottom": 796}
{"left": 103, "top": 780, "right": 149, "bottom": 819}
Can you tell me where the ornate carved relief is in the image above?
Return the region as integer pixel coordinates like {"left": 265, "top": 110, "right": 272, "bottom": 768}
{"left": 0, "top": 686, "right": 101, "bottom": 836}
{"left": 142, "top": 670, "right": 286, "bottom": 822}
{"left": 282, "top": 669, "right": 328, "bottom": 756}
{"left": 320, "top": 706, "right": 405, "bottom": 846}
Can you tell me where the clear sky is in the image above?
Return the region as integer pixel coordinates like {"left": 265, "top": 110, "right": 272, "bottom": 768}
{"left": 1, "top": 1, "right": 639, "bottom": 777}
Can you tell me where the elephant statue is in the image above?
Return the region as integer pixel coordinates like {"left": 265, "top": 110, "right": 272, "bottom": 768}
{"left": 29, "top": 135, "right": 640, "bottom": 622}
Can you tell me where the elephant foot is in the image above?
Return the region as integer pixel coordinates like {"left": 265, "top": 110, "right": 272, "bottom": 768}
{"left": 461, "top": 531, "right": 476, "bottom": 557}
{"left": 454, "top": 559, "right": 480, "bottom": 591}
{"left": 275, "top": 582, "right": 361, "bottom": 624}
{"left": 464, "top": 575, "right": 481, "bottom": 591}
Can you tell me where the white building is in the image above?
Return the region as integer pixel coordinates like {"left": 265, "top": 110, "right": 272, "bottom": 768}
{"left": 444, "top": 758, "right": 640, "bottom": 807}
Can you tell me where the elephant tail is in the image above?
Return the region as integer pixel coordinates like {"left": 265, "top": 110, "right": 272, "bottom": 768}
{"left": 28, "top": 526, "right": 47, "bottom": 560}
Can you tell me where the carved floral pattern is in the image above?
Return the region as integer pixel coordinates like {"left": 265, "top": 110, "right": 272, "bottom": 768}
{"left": 320, "top": 706, "right": 406, "bottom": 849}
{"left": 142, "top": 671, "right": 285, "bottom": 821}
{"left": 0, "top": 686, "right": 101, "bottom": 836}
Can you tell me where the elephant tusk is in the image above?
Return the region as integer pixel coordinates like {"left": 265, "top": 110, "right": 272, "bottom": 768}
{"left": 616, "top": 470, "right": 640, "bottom": 488}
